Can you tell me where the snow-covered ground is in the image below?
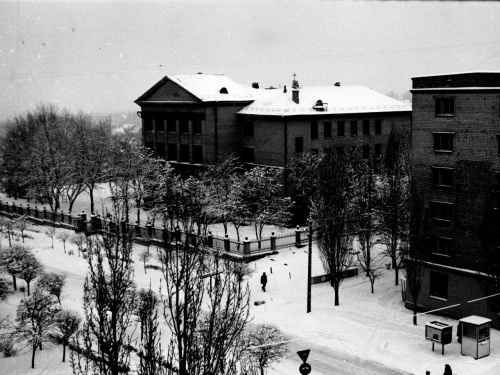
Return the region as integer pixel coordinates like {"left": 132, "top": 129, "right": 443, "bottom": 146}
{"left": 1, "top": 224, "right": 499, "bottom": 375}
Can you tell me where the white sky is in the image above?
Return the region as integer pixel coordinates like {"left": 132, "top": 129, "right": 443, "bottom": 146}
{"left": 1, "top": 0, "right": 499, "bottom": 121}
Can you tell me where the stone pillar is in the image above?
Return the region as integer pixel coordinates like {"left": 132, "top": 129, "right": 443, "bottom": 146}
{"left": 243, "top": 237, "right": 250, "bottom": 256}
{"left": 224, "top": 234, "right": 230, "bottom": 252}
{"left": 295, "top": 225, "right": 302, "bottom": 247}
{"left": 271, "top": 232, "right": 276, "bottom": 250}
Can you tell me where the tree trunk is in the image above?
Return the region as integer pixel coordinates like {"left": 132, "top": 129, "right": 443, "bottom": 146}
{"left": 62, "top": 341, "right": 66, "bottom": 362}
{"left": 371, "top": 279, "right": 374, "bottom": 294}
{"left": 32, "top": 344, "right": 36, "bottom": 369}
{"left": 260, "top": 366, "right": 265, "bottom": 375}
{"left": 27, "top": 281, "right": 31, "bottom": 296}
{"left": 89, "top": 186, "right": 95, "bottom": 214}
{"left": 394, "top": 265, "right": 399, "bottom": 286}
{"left": 12, "top": 274, "right": 17, "bottom": 290}
{"left": 413, "top": 297, "right": 418, "bottom": 326}
{"left": 334, "top": 283, "right": 340, "bottom": 306}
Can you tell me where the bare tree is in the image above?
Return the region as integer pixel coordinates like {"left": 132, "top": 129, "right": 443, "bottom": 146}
{"left": 37, "top": 272, "right": 66, "bottom": 304}
{"left": 139, "top": 249, "right": 151, "bottom": 274}
{"left": 70, "top": 200, "right": 137, "bottom": 375}
{"left": 50, "top": 310, "right": 81, "bottom": 362}
{"left": 13, "top": 215, "right": 30, "bottom": 243}
{"left": 56, "top": 231, "right": 72, "bottom": 253}
{"left": 0, "top": 276, "right": 12, "bottom": 301}
{"left": 45, "top": 226, "right": 56, "bottom": 249}
{"left": 312, "top": 149, "right": 357, "bottom": 306}
{"left": 14, "top": 288, "right": 60, "bottom": 368}
{"left": 247, "top": 324, "right": 289, "bottom": 375}
{"left": 70, "top": 233, "right": 87, "bottom": 257}
{"left": 17, "top": 249, "right": 44, "bottom": 296}
{"left": 374, "top": 130, "right": 411, "bottom": 286}
{"left": 0, "top": 244, "right": 29, "bottom": 290}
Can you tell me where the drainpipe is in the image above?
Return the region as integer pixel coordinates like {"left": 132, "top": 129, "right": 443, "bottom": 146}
{"left": 283, "top": 117, "right": 288, "bottom": 194}
{"left": 214, "top": 105, "right": 218, "bottom": 160}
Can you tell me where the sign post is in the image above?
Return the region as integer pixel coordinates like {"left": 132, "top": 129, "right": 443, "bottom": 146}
{"left": 297, "top": 349, "right": 311, "bottom": 374}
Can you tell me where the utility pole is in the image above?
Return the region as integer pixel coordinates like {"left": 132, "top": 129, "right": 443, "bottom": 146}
{"left": 307, "top": 217, "right": 312, "bottom": 313}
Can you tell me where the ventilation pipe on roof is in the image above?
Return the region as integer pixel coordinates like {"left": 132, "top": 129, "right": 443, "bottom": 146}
{"left": 335, "top": 82, "right": 341, "bottom": 87}
{"left": 283, "top": 85, "right": 287, "bottom": 93}
{"left": 292, "top": 89, "right": 299, "bottom": 104}
{"left": 252, "top": 82, "right": 259, "bottom": 89}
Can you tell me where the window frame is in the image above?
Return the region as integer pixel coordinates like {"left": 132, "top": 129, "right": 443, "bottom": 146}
{"left": 311, "top": 121, "right": 319, "bottom": 140}
{"left": 350, "top": 120, "right": 358, "bottom": 136}
{"left": 179, "top": 118, "right": 189, "bottom": 134}
{"left": 295, "top": 137, "right": 304, "bottom": 154}
{"left": 433, "top": 132, "right": 454, "bottom": 153}
{"left": 375, "top": 119, "right": 382, "bottom": 135}
{"left": 243, "top": 147, "right": 255, "bottom": 164}
{"left": 430, "top": 271, "right": 448, "bottom": 300}
{"left": 192, "top": 118, "right": 202, "bottom": 135}
{"left": 435, "top": 97, "right": 455, "bottom": 117}
{"left": 180, "top": 144, "right": 190, "bottom": 163}
{"left": 432, "top": 167, "right": 454, "bottom": 189}
{"left": 243, "top": 121, "right": 254, "bottom": 138}
{"left": 192, "top": 145, "right": 203, "bottom": 164}
{"left": 374, "top": 144, "right": 382, "bottom": 159}
{"left": 324, "top": 122, "right": 332, "bottom": 139}
{"left": 338, "top": 121, "right": 345, "bottom": 137}
{"left": 167, "top": 118, "right": 177, "bottom": 133}
{"left": 167, "top": 143, "right": 177, "bottom": 161}
{"left": 433, "top": 236, "right": 452, "bottom": 257}
{"left": 362, "top": 120, "right": 370, "bottom": 136}
{"left": 431, "top": 201, "right": 453, "bottom": 222}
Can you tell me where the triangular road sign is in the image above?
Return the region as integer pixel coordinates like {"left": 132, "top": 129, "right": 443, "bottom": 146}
{"left": 297, "top": 349, "right": 310, "bottom": 363}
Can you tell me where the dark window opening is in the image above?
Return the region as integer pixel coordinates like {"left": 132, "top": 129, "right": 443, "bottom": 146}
{"left": 363, "top": 120, "right": 370, "bottom": 135}
{"left": 338, "top": 121, "right": 345, "bottom": 137}
{"left": 167, "top": 119, "right": 177, "bottom": 133}
{"left": 431, "top": 201, "right": 453, "bottom": 221}
{"left": 433, "top": 133, "right": 454, "bottom": 152}
{"left": 145, "top": 141, "right": 154, "bottom": 150}
{"left": 374, "top": 144, "right": 382, "bottom": 159}
{"left": 311, "top": 121, "right": 318, "bottom": 140}
{"left": 324, "top": 122, "right": 332, "bottom": 138}
{"left": 156, "top": 144, "right": 165, "bottom": 159}
{"left": 375, "top": 119, "right": 382, "bottom": 135}
{"left": 192, "top": 118, "right": 202, "bottom": 135}
{"left": 168, "top": 143, "right": 177, "bottom": 161}
{"left": 180, "top": 118, "right": 189, "bottom": 134}
{"left": 435, "top": 98, "right": 454, "bottom": 116}
{"left": 192, "top": 145, "right": 203, "bottom": 164}
{"left": 243, "top": 121, "right": 254, "bottom": 137}
{"left": 155, "top": 118, "right": 164, "bottom": 132}
{"left": 144, "top": 118, "right": 153, "bottom": 132}
{"left": 243, "top": 147, "right": 254, "bottom": 163}
{"left": 180, "top": 144, "right": 190, "bottom": 162}
{"left": 430, "top": 271, "right": 448, "bottom": 300}
{"left": 350, "top": 121, "right": 358, "bottom": 136}
{"left": 362, "top": 144, "right": 370, "bottom": 159}
{"left": 295, "top": 137, "right": 303, "bottom": 154}
{"left": 433, "top": 237, "right": 452, "bottom": 256}
{"left": 432, "top": 168, "right": 453, "bottom": 188}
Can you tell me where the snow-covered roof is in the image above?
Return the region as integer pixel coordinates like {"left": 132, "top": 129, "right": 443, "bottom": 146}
{"left": 459, "top": 315, "right": 491, "bottom": 325}
{"left": 168, "top": 74, "right": 254, "bottom": 102}
{"left": 413, "top": 71, "right": 500, "bottom": 79}
{"left": 238, "top": 86, "right": 411, "bottom": 116}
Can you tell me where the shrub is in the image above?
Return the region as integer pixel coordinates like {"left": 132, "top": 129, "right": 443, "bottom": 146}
{"left": 68, "top": 250, "right": 74, "bottom": 256}
{"left": 19, "top": 286, "right": 26, "bottom": 293}
{"left": 1, "top": 337, "right": 18, "bottom": 357}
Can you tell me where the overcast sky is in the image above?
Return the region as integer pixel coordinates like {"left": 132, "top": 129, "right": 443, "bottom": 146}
{"left": 1, "top": 0, "right": 499, "bottom": 121}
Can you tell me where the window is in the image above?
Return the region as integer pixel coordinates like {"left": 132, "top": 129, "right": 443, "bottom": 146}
{"left": 192, "top": 118, "right": 202, "bottom": 135}
{"left": 144, "top": 117, "right": 153, "bottom": 132}
{"left": 350, "top": 121, "right": 358, "bottom": 136}
{"left": 167, "top": 119, "right": 177, "bottom": 133}
{"left": 430, "top": 271, "right": 448, "bottom": 300}
{"left": 180, "top": 144, "right": 190, "bottom": 162}
{"left": 168, "top": 143, "right": 177, "bottom": 161}
{"left": 192, "top": 145, "right": 203, "bottom": 164}
{"left": 362, "top": 144, "right": 370, "bottom": 159}
{"left": 374, "top": 144, "right": 382, "bottom": 159}
{"left": 243, "top": 147, "right": 254, "bottom": 163}
{"left": 433, "top": 237, "right": 452, "bottom": 256}
{"left": 156, "top": 144, "right": 165, "bottom": 159}
{"left": 375, "top": 119, "right": 382, "bottom": 135}
{"left": 435, "top": 98, "right": 454, "bottom": 116}
{"left": 338, "top": 121, "right": 345, "bottom": 137}
{"left": 145, "top": 141, "right": 154, "bottom": 150}
{"left": 324, "top": 122, "right": 332, "bottom": 138}
{"left": 363, "top": 120, "right": 370, "bottom": 135}
{"left": 155, "top": 117, "right": 164, "bottom": 132}
{"left": 295, "top": 137, "right": 303, "bottom": 154}
{"left": 243, "top": 121, "right": 254, "bottom": 137}
{"left": 180, "top": 118, "right": 189, "bottom": 134}
{"left": 431, "top": 201, "right": 453, "bottom": 221}
{"left": 433, "top": 133, "right": 454, "bottom": 152}
{"left": 463, "top": 324, "right": 477, "bottom": 339}
{"left": 432, "top": 167, "right": 453, "bottom": 188}
{"left": 311, "top": 121, "right": 318, "bottom": 140}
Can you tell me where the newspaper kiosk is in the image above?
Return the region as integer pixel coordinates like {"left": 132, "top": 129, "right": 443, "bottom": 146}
{"left": 425, "top": 321, "right": 452, "bottom": 355}
{"left": 459, "top": 316, "right": 491, "bottom": 360}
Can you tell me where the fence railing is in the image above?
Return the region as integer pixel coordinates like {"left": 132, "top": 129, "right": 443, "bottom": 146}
{"left": 0, "top": 200, "right": 313, "bottom": 259}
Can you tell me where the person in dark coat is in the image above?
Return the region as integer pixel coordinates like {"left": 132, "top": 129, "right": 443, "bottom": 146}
{"left": 443, "top": 364, "right": 452, "bottom": 375}
{"left": 261, "top": 272, "right": 267, "bottom": 292}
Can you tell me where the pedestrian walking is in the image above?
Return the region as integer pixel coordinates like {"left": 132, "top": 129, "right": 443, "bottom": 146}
{"left": 443, "top": 364, "right": 452, "bottom": 375}
{"left": 261, "top": 272, "right": 267, "bottom": 292}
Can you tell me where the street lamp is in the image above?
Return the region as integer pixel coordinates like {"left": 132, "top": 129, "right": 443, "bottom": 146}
{"left": 307, "top": 217, "right": 312, "bottom": 313}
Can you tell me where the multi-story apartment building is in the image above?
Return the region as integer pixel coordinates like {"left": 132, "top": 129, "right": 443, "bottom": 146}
{"left": 410, "top": 71, "right": 500, "bottom": 326}
{"left": 135, "top": 74, "right": 411, "bottom": 178}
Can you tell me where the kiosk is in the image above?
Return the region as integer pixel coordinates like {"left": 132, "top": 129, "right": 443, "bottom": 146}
{"left": 425, "top": 321, "right": 452, "bottom": 355}
{"left": 459, "top": 315, "right": 491, "bottom": 360}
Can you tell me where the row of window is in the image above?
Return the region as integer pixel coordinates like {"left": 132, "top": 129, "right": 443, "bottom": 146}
{"left": 242, "top": 120, "right": 383, "bottom": 139}
{"left": 293, "top": 137, "right": 382, "bottom": 158}
{"left": 144, "top": 116, "right": 203, "bottom": 135}
{"left": 145, "top": 142, "right": 203, "bottom": 164}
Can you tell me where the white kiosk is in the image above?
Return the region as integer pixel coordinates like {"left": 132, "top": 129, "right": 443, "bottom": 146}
{"left": 459, "top": 315, "right": 491, "bottom": 360}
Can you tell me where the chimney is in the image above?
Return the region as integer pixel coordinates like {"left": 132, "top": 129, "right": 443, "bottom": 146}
{"left": 292, "top": 89, "right": 299, "bottom": 104}
{"left": 334, "top": 82, "right": 341, "bottom": 87}
{"left": 252, "top": 82, "right": 259, "bottom": 89}
{"left": 283, "top": 85, "right": 287, "bottom": 93}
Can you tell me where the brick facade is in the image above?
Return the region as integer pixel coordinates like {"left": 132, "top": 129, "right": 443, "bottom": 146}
{"left": 410, "top": 72, "right": 500, "bottom": 326}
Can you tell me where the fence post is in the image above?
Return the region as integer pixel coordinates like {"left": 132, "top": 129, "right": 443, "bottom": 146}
{"left": 295, "top": 225, "right": 301, "bottom": 247}
{"left": 26, "top": 204, "right": 31, "bottom": 216}
{"left": 43, "top": 206, "right": 48, "bottom": 220}
{"left": 207, "top": 231, "right": 213, "bottom": 248}
{"left": 12, "top": 202, "right": 16, "bottom": 216}
{"left": 176, "top": 226, "right": 182, "bottom": 244}
{"left": 162, "top": 224, "right": 168, "bottom": 245}
{"left": 243, "top": 237, "right": 250, "bottom": 256}
{"left": 224, "top": 234, "right": 230, "bottom": 252}
{"left": 135, "top": 221, "right": 141, "bottom": 238}
{"left": 147, "top": 221, "right": 153, "bottom": 238}
{"left": 271, "top": 232, "right": 276, "bottom": 250}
